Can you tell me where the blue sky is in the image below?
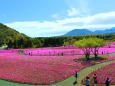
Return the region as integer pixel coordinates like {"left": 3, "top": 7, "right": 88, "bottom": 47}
{"left": 1, "top": 0, "right": 115, "bottom": 37}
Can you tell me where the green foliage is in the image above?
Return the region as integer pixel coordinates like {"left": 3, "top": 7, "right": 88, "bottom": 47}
{"left": 64, "top": 37, "right": 76, "bottom": 45}
{"left": 0, "top": 23, "right": 31, "bottom": 48}
{"left": 74, "top": 37, "right": 106, "bottom": 59}
{"left": 63, "top": 41, "right": 69, "bottom": 46}
{"left": 74, "top": 37, "right": 105, "bottom": 48}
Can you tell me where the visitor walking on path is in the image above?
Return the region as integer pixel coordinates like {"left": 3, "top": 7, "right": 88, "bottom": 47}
{"left": 93, "top": 74, "right": 98, "bottom": 86}
{"left": 73, "top": 71, "right": 78, "bottom": 85}
{"left": 74, "top": 71, "right": 78, "bottom": 80}
{"left": 106, "top": 77, "right": 110, "bottom": 86}
{"left": 85, "top": 76, "right": 90, "bottom": 86}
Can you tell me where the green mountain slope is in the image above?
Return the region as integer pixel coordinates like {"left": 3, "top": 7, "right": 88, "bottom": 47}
{"left": 0, "top": 23, "right": 32, "bottom": 48}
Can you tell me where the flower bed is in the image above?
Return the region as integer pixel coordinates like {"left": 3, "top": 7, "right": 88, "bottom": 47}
{"left": 0, "top": 52, "right": 85, "bottom": 84}
{"left": 81, "top": 62, "right": 115, "bottom": 85}
{"left": 0, "top": 46, "right": 115, "bottom": 85}
{"left": 0, "top": 52, "right": 109, "bottom": 85}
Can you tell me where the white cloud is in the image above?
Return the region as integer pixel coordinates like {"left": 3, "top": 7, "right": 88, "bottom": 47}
{"left": 66, "top": 0, "right": 91, "bottom": 17}
{"left": 67, "top": 7, "right": 81, "bottom": 17}
{"left": 52, "top": 0, "right": 91, "bottom": 18}
{"left": 5, "top": 11, "right": 115, "bottom": 37}
{"left": 88, "top": 12, "right": 115, "bottom": 24}
{"left": 5, "top": 21, "right": 69, "bottom": 37}
{"left": 52, "top": 14, "right": 60, "bottom": 19}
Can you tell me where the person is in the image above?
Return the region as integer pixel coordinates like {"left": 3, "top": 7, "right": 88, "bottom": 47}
{"left": 107, "top": 51, "right": 109, "bottom": 55}
{"left": 74, "top": 71, "right": 78, "bottom": 80}
{"left": 106, "top": 77, "right": 110, "bottom": 86}
{"left": 85, "top": 76, "right": 90, "bottom": 86}
{"left": 73, "top": 71, "right": 78, "bottom": 85}
{"left": 93, "top": 74, "right": 98, "bottom": 86}
{"left": 102, "top": 51, "right": 103, "bottom": 55}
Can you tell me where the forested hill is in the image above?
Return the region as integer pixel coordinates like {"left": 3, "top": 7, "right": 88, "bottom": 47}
{"left": 0, "top": 23, "right": 32, "bottom": 48}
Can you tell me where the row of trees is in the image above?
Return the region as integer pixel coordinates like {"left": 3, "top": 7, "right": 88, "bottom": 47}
{"left": 1, "top": 34, "right": 115, "bottom": 49}
{"left": 0, "top": 23, "right": 115, "bottom": 49}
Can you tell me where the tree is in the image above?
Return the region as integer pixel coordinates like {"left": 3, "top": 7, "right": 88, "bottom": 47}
{"left": 63, "top": 41, "right": 69, "bottom": 46}
{"left": 74, "top": 38, "right": 92, "bottom": 60}
{"left": 74, "top": 37, "right": 105, "bottom": 60}
{"left": 90, "top": 37, "right": 105, "bottom": 58}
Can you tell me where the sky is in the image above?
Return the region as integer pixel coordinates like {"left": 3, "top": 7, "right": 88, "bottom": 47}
{"left": 1, "top": 0, "right": 115, "bottom": 37}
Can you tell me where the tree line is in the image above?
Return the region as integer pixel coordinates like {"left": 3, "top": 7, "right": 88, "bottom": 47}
{"left": 0, "top": 23, "right": 115, "bottom": 49}
{"left": 5, "top": 34, "right": 115, "bottom": 49}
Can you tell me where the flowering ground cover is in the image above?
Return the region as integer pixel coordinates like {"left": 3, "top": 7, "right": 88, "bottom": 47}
{"left": 0, "top": 52, "right": 86, "bottom": 85}
{"left": 0, "top": 45, "right": 115, "bottom": 85}
{"left": 81, "top": 62, "right": 115, "bottom": 85}
{"left": 0, "top": 53, "right": 96, "bottom": 84}
{"left": 23, "top": 47, "right": 115, "bottom": 56}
